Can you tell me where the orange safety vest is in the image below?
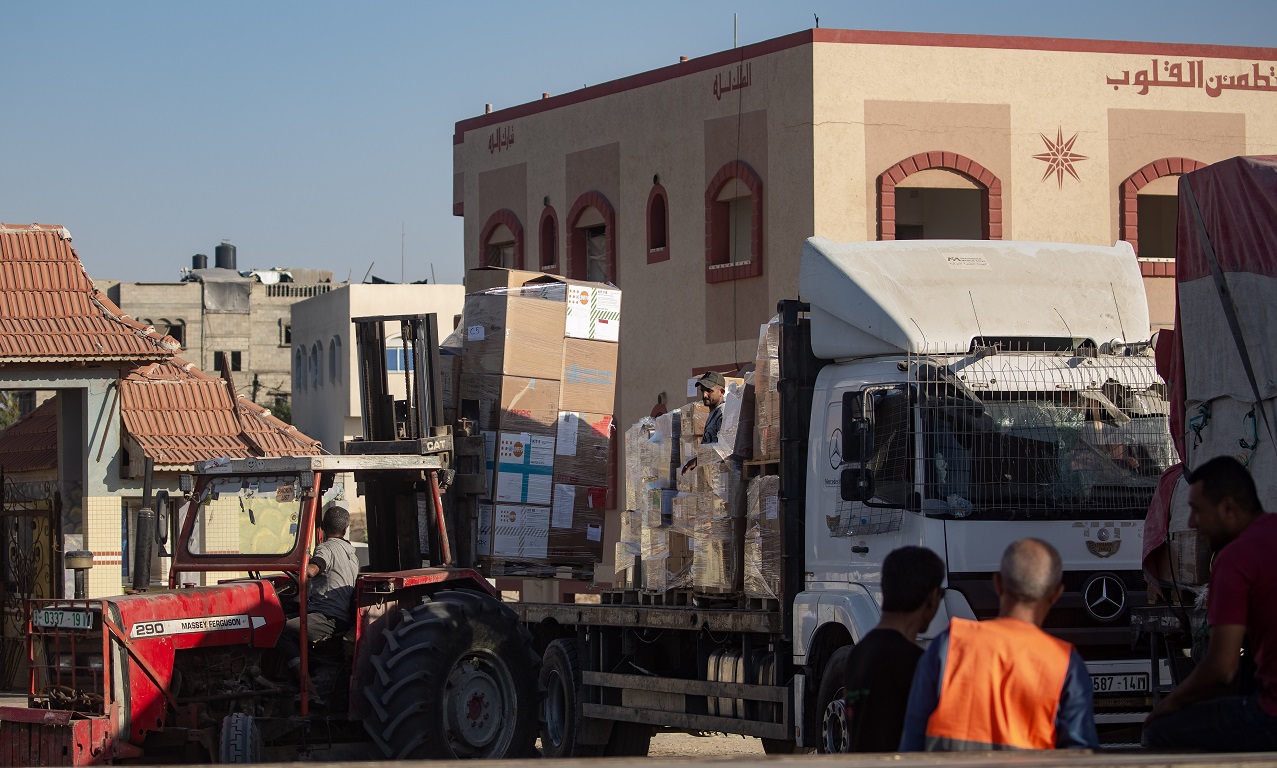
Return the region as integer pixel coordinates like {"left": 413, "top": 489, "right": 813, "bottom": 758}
{"left": 924, "top": 617, "right": 1073, "bottom": 751}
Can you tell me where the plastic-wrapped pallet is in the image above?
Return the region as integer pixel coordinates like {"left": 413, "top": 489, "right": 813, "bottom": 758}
{"left": 744, "top": 475, "right": 781, "bottom": 600}
{"left": 615, "top": 508, "right": 641, "bottom": 588}
{"left": 754, "top": 316, "right": 781, "bottom": 461}
{"left": 641, "top": 526, "right": 693, "bottom": 592}
{"left": 713, "top": 377, "right": 748, "bottom": 454}
{"left": 692, "top": 444, "right": 741, "bottom": 594}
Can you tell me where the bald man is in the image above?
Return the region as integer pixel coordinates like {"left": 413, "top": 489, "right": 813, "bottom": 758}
{"left": 899, "top": 538, "right": 1098, "bottom": 751}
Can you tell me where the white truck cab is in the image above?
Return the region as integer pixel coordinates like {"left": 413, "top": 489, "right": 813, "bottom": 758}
{"left": 791, "top": 237, "right": 1172, "bottom": 739}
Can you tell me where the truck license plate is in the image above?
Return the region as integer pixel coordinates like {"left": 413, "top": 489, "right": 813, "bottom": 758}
{"left": 1091, "top": 673, "right": 1148, "bottom": 693}
{"left": 32, "top": 610, "right": 94, "bottom": 630}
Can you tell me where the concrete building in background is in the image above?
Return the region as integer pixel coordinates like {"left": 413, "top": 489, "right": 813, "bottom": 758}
{"left": 290, "top": 283, "right": 465, "bottom": 453}
{"left": 98, "top": 245, "right": 341, "bottom": 413}
{"left": 453, "top": 28, "right": 1277, "bottom": 467}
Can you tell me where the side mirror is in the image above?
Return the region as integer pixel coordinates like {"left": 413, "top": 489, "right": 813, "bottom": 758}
{"left": 841, "top": 391, "right": 874, "bottom": 464}
{"left": 154, "top": 490, "right": 170, "bottom": 548}
{"left": 841, "top": 467, "right": 876, "bottom": 502}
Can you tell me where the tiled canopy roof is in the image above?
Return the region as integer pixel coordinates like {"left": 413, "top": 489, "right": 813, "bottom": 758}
{"left": 0, "top": 399, "right": 58, "bottom": 474}
{"left": 0, "top": 223, "right": 178, "bottom": 361}
{"left": 119, "top": 360, "right": 322, "bottom": 469}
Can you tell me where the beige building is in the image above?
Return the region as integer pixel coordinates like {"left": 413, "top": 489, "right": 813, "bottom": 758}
{"left": 453, "top": 28, "right": 1277, "bottom": 461}
{"left": 290, "top": 283, "right": 465, "bottom": 453}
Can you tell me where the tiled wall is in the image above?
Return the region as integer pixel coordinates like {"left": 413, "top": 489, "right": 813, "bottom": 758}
{"left": 84, "top": 496, "right": 124, "bottom": 597}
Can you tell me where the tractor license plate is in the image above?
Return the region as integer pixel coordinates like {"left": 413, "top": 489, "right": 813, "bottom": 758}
{"left": 32, "top": 609, "right": 94, "bottom": 630}
{"left": 1091, "top": 673, "right": 1148, "bottom": 693}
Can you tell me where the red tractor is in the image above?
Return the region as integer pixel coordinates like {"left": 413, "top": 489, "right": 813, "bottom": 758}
{"left": 0, "top": 315, "right": 541, "bottom": 764}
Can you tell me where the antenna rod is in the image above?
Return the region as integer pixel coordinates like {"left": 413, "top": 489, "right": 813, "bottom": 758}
{"left": 401, "top": 221, "right": 405, "bottom": 283}
{"left": 734, "top": 13, "right": 738, "bottom": 48}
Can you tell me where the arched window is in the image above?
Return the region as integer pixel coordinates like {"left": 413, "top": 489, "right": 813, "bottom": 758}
{"left": 293, "top": 347, "right": 306, "bottom": 391}
{"left": 877, "top": 152, "right": 1000, "bottom": 241}
{"left": 1119, "top": 157, "right": 1207, "bottom": 277}
{"left": 647, "top": 183, "right": 669, "bottom": 263}
{"left": 704, "top": 161, "right": 763, "bottom": 282}
{"left": 539, "top": 207, "right": 559, "bottom": 273}
{"left": 329, "top": 336, "right": 342, "bottom": 384}
{"left": 310, "top": 342, "right": 321, "bottom": 389}
{"left": 479, "top": 209, "right": 524, "bottom": 268}
{"left": 566, "top": 191, "right": 617, "bottom": 284}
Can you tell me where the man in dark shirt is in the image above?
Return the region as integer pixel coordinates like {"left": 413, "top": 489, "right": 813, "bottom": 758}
{"left": 842, "top": 546, "right": 944, "bottom": 752}
{"left": 1143, "top": 456, "right": 1277, "bottom": 751}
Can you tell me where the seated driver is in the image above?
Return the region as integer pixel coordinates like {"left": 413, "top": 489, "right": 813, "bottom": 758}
{"left": 277, "top": 504, "right": 360, "bottom": 682}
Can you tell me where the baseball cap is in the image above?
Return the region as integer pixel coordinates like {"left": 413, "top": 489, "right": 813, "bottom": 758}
{"left": 696, "top": 371, "right": 726, "bottom": 390}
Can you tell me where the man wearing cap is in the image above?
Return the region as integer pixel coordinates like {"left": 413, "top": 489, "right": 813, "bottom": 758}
{"left": 682, "top": 371, "right": 727, "bottom": 474}
{"left": 697, "top": 371, "right": 727, "bottom": 444}
{"left": 277, "top": 504, "right": 360, "bottom": 696}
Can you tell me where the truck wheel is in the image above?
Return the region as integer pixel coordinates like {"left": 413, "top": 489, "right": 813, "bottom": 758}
{"left": 540, "top": 638, "right": 603, "bottom": 758}
{"left": 815, "top": 646, "right": 853, "bottom": 754}
{"left": 219, "top": 712, "right": 261, "bottom": 763}
{"left": 362, "top": 590, "right": 540, "bottom": 760}
{"left": 604, "top": 721, "right": 652, "bottom": 756}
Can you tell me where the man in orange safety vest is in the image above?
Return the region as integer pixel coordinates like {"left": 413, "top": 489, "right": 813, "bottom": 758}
{"left": 899, "top": 538, "right": 1098, "bottom": 751}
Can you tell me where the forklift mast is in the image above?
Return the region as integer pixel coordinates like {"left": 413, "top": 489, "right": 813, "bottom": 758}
{"left": 343, "top": 314, "right": 458, "bottom": 573}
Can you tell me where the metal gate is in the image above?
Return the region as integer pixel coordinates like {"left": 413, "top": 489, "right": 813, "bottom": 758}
{"left": 0, "top": 476, "right": 58, "bottom": 690}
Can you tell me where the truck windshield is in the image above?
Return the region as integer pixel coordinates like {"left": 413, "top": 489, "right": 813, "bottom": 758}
{"left": 920, "top": 384, "right": 1173, "bottom": 520}
{"left": 189, "top": 475, "right": 304, "bottom": 556}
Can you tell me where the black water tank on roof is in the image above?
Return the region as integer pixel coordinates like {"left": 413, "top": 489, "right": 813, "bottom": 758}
{"left": 192, "top": 253, "right": 208, "bottom": 270}
{"left": 215, "top": 241, "right": 237, "bottom": 270}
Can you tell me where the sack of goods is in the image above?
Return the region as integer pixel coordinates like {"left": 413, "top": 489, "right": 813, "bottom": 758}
{"left": 449, "top": 267, "right": 621, "bottom": 578}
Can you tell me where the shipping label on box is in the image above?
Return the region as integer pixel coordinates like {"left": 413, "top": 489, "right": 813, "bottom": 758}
{"left": 491, "top": 504, "right": 550, "bottom": 560}
{"left": 565, "top": 285, "right": 621, "bottom": 341}
{"left": 495, "top": 432, "right": 555, "bottom": 505}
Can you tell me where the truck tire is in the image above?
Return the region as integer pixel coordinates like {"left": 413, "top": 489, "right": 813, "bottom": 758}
{"left": 218, "top": 713, "right": 261, "bottom": 764}
{"left": 604, "top": 721, "right": 653, "bottom": 756}
{"left": 539, "top": 638, "right": 603, "bottom": 758}
{"left": 815, "top": 645, "right": 853, "bottom": 754}
{"left": 362, "top": 589, "right": 541, "bottom": 759}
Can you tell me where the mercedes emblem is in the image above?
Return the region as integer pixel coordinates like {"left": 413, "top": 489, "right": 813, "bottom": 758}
{"left": 1081, "top": 573, "right": 1127, "bottom": 623}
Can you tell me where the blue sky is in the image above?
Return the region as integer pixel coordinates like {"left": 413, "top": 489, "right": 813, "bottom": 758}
{"left": 2, "top": 1, "right": 1272, "bottom": 286}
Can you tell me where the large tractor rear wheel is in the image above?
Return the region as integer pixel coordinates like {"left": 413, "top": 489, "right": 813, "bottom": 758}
{"left": 218, "top": 713, "right": 261, "bottom": 763}
{"left": 362, "top": 589, "right": 540, "bottom": 759}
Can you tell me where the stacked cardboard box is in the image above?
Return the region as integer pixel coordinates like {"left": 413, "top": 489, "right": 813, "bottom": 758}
{"left": 458, "top": 267, "right": 620, "bottom": 573}
{"left": 619, "top": 320, "right": 791, "bottom": 598}
{"left": 744, "top": 475, "right": 781, "bottom": 600}
{"left": 754, "top": 318, "right": 781, "bottom": 461}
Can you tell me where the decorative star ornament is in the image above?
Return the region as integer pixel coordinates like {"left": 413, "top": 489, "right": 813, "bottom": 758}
{"left": 1033, "top": 128, "right": 1088, "bottom": 188}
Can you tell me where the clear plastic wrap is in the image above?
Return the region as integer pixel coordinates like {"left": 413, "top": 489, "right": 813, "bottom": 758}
{"left": 691, "top": 445, "right": 742, "bottom": 594}
{"left": 641, "top": 526, "right": 693, "bottom": 592}
{"left": 754, "top": 316, "right": 781, "bottom": 461}
{"left": 744, "top": 475, "right": 781, "bottom": 600}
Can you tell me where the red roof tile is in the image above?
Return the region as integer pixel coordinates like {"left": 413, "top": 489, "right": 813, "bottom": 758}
{"left": 0, "top": 399, "right": 58, "bottom": 474}
{"left": 120, "top": 360, "right": 322, "bottom": 469}
{"left": 0, "top": 224, "right": 178, "bottom": 362}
